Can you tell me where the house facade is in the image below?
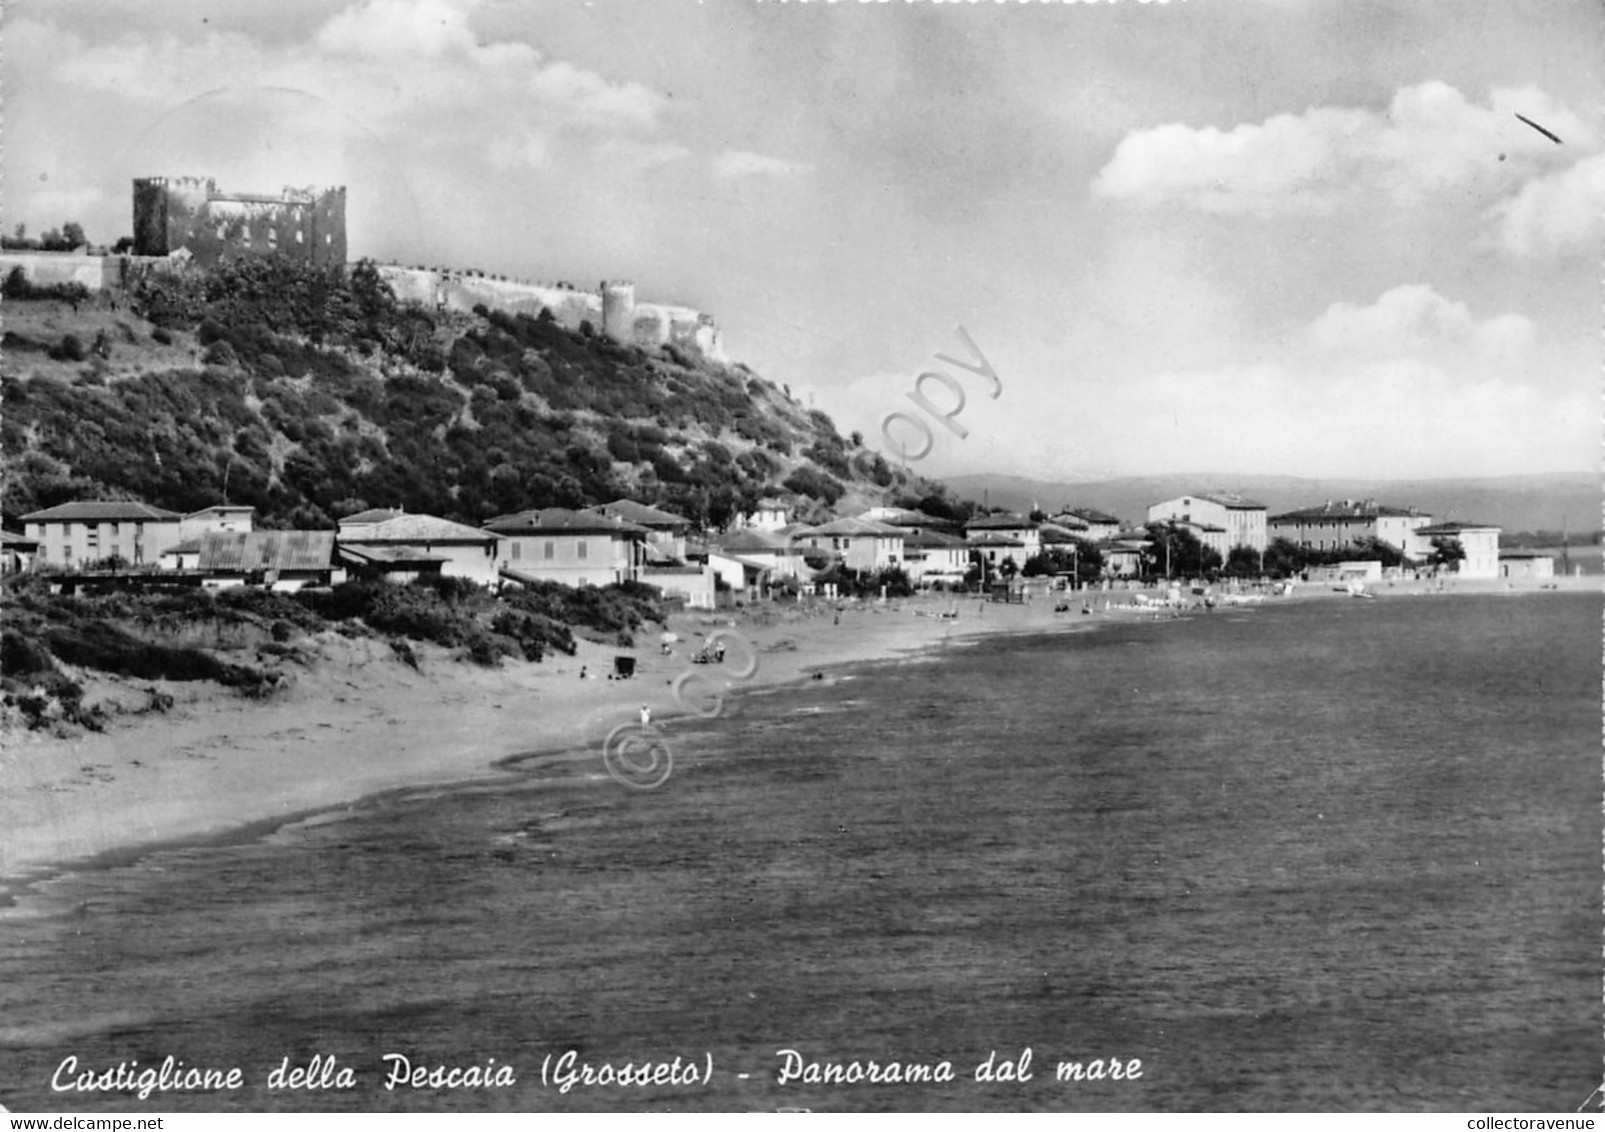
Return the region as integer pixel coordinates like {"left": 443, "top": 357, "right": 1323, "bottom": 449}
{"left": 1147, "top": 493, "right": 1267, "bottom": 552}
{"left": 586, "top": 500, "right": 690, "bottom": 562}
{"left": 900, "top": 529, "right": 969, "bottom": 586}
{"left": 336, "top": 512, "right": 501, "bottom": 586}
{"left": 1054, "top": 508, "right": 1121, "bottom": 542}
{"left": 1267, "top": 500, "right": 1432, "bottom": 554}
{"left": 796, "top": 518, "right": 905, "bottom": 573}
{"left": 1414, "top": 521, "right": 1501, "bottom": 578}
{"left": 179, "top": 504, "right": 256, "bottom": 542}
{"left": 740, "top": 498, "right": 790, "bottom": 532}
{"left": 963, "top": 514, "right": 1041, "bottom": 561}
{"left": 22, "top": 501, "right": 183, "bottom": 568}
{"left": 1499, "top": 551, "right": 1554, "bottom": 579}
{"left": 486, "top": 508, "right": 647, "bottom": 588}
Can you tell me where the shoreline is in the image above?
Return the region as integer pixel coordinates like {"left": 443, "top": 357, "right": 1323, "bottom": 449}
{"left": 1, "top": 576, "right": 1593, "bottom": 904}
{"left": 0, "top": 592, "right": 1077, "bottom": 901}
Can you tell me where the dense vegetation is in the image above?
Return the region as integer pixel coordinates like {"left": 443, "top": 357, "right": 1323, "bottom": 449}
{"left": 0, "top": 573, "right": 666, "bottom": 731}
{"left": 1, "top": 255, "right": 935, "bottom": 530}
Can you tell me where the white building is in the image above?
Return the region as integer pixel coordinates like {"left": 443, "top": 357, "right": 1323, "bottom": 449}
{"left": 1413, "top": 521, "right": 1502, "bottom": 578}
{"left": 337, "top": 512, "right": 502, "bottom": 587}
{"left": 1147, "top": 493, "right": 1267, "bottom": 553}
{"left": 796, "top": 518, "right": 905, "bottom": 573}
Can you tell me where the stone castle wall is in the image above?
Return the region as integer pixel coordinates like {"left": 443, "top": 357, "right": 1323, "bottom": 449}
{"left": 376, "top": 266, "right": 725, "bottom": 363}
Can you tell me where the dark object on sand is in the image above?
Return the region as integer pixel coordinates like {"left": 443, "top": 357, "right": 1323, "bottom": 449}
{"left": 613, "top": 655, "right": 636, "bottom": 679}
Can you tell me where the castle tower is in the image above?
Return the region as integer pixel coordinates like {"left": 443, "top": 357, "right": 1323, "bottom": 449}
{"left": 600, "top": 280, "right": 636, "bottom": 344}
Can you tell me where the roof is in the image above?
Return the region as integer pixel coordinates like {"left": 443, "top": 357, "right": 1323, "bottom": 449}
{"left": 1157, "top": 493, "right": 1266, "bottom": 511}
{"left": 1416, "top": 521, "right": 1502, "bottom": 535}
{"left": 714, "top": 529, "right": 796, "bottom": 554}
{"left": 337, "top": 508, "right": 407, "bottom": 527}
{"left": 23, "top": 500, "right": 182, "bottom": 522}
{"left": 1038, "top": 522, "right": 1090, "bottom": 544}
{"left": 1269, "top": 500, "right": 1424, "bottom": 522}
{"left": 184, "top": 504, "right": 256, "bottom": 519}
{"left": 484, "top": 508, "right": 648, "bottom": 536}
{"left": 708, "top": 550, "right": 774, "bottom": 574}
{"left": 1498, "top": 550, "right": 1553, "bottom": 559}
{"left": 339, "top": 545, "right": 448, "bottom": 565}
{"left": 199, "top": 530, "right": 336, "bottom": 572}
{"left": 968, "top": 532, "right": 1025, "bottom": 548}
{"left": 1, "top": 530, "right": 39, "bottom": 547}
{"left": 965, "top": 513, "right": 1037, "bottom": 531}
{"left": 801, "top": 518, "right": 904, "bottom": 538}
{"left": 338, "top": 513, "right": 497, "bottom": 544}
{"left": 900, "top": 529, "right": 967, "bottom": 549}
{"left": 1061, "top": 507, "right": 1121, "bottom": 524}
{"left": 587, "top": 499, "right": 690, "bottom": 529}
{"left": 161, "top": 539, "right": 203, "bottom": 556}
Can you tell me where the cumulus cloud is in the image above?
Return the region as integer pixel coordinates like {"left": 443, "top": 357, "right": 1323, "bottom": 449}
{"left": 1091, "top": 82, "right": 1592, "bottom": 216}
{"left": 1308, "top": 285, "right": 1533, "bottom": 361}
{"left": 1485, "top": 153, "right": 1605, "bottom": 258}
{"left": 43, "top": 0, "right": 667, "bottom": 135}
{"left": 712, "top": 150, "right": 813, "bottom": 180}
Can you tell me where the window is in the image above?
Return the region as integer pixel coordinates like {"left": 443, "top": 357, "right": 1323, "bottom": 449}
{"left": 109, "top": 522, "right": 120, "bottom": 537}
{"left": 543, "top": 540, "right": 554, "bottom": 560}
{"left": 295, "top": 230, "right": 305, "bottom": 245}
{"left": 511, "top": 543, "right": 521, "bottom": 560}
{"left": 578, "top": 541, "right": 588, "bottom": 560}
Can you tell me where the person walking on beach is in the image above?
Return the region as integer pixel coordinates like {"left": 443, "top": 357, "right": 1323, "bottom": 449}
{"left": 640, "top": 705, "right": 651, "bottom": 727}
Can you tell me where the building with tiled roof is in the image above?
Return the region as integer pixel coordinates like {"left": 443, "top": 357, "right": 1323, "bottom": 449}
{"left": 1413, "top": 521, "right": 1502, "bottom": 578}
{"left": 963, "top": 513, "right": 1041, "bottom": 561}
{"left": 1267, "top": 499, "right": 1432, "bottom": 555}
{"left": 199, "top": 530, "right": 340, "bottom": 590}
{"left": 900, "top": 528, "right": 969, "bottom": 585}
{"left": 487, "top": 508, "right": 649, "bottom": 588}
{"left": 1147, "top": 493, "right": 1267, "bottom": 552}
{"left": 587, "top": 500, "right": 689, "bottom": 560}
{"left": 795, "top": 517, "right": 905, "bottom": 573}
{"left": 1053, "top": 508, "right": 1121, "bottom": 540}
{"left": 337, "top": 512, "right": 502, "bottom": 586}
{"left": 22, "top": 500, "right": 184, "bottom": 568}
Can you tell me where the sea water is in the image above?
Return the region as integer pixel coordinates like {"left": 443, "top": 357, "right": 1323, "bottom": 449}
{"left": 0, "top": 591, "right": 1597, "bottom": 1112}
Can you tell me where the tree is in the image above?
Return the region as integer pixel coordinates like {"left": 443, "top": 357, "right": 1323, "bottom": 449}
{"left": 62, "top": 222, "right": 87, "bottom": 249}
{"left": 1143, "top": 522, "right": 1221, "bottom": 579}
{"left": 1427, "top": 536, "right": 1465, "bottom": 573}
{"left": 1224, "top": 545, "right": 1262, "bottom": 578}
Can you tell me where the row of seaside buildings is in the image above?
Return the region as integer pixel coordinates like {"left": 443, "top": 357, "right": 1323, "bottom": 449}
{"left": 4, "top": 490, "right": 1544, "bottom": 605}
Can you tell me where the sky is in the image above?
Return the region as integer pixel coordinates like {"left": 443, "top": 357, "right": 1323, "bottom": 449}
{"left": 4, "top": 0, "right": 1600, "bottom": 482}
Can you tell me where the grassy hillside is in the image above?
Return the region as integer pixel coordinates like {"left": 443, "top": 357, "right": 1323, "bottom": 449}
{"left": 2, "top": 256, "right": 935, "bottom": 529}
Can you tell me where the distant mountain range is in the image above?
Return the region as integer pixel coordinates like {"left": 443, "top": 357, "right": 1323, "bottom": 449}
{"left": 941, "top": 471, "right": 1600, "bottom": 536}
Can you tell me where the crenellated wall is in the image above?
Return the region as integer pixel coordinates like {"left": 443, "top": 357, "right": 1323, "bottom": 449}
{"left": 374, "top": 266, "right": 725, "bottom": 363}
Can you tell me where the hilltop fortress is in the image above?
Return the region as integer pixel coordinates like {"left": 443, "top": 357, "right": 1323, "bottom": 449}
{"left": 2, "top": 176, "right": 725, "bottom": 363}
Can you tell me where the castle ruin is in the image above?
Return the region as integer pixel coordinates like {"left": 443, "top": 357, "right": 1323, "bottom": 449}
{"left": 132, "top": 176, "right": 347, "bottom": 268}
{"left": 4, "top": 176, "right": 723, "bottom": 362}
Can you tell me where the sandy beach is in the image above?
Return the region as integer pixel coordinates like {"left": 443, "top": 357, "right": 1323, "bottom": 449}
{"left": 2, "top": 575, "right": 1591, "bottom": 897}
{"left": 0, "top": 593, "right": 1055, "bottom": 892}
